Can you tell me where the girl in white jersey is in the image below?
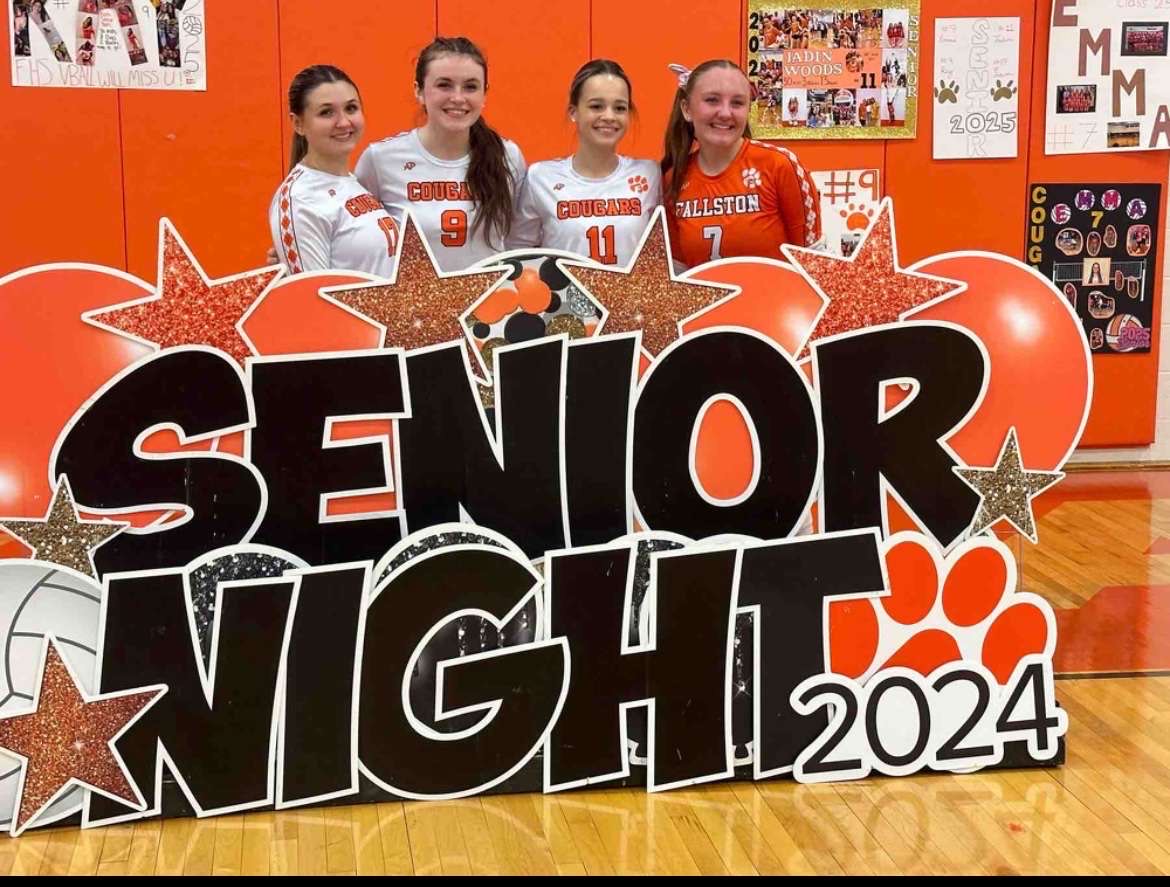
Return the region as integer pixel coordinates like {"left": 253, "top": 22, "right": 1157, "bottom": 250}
{"left": 269, "top": 65, "right": 400, "bottom": 278}
{"left": 510, "top": 59, "right": 661, "bottom": 266}
{"left": 355, "top": 37, "right": 526, "bottom": 272}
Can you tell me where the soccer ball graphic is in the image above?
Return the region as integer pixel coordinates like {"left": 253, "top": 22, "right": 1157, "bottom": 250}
{"left": 0, "top": 561, "right": 104, "bottom": 830}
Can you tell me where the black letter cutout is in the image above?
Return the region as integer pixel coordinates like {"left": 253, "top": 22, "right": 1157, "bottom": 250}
{"left": 546, "top": 543, "right": 738, "bottom": 790}
{"left": 359, "top": 544, "right": 567, "bottom": 797}
{"left": 633, "top": 330, "right": 818, "bottom": 539}
{"left": 564, "top": 335, "right": 638, "bottom": 546}
{"left": 737, "top": 531, "right": 885, "bottom": 775}
{"left": 816, "top": 324, "right": 984, "bottom": 546}
{"left": 249, "top": 353, "right": 408, "bottom": 565}
{"left": 89, "top": 569, "right": 294, "bottom": 823}
{"left": 279, "top": 563, "right": 367, "bottom": 807}
{"left": 54, "top": 348, "right": 263, "bottom": 575}
{"left": 397, "top": 342, "right": 566, "bottom": 559}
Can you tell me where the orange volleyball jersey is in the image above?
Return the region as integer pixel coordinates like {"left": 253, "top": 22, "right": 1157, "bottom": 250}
{"left": 667, "top": 139, "right": 821, "bottom": 268}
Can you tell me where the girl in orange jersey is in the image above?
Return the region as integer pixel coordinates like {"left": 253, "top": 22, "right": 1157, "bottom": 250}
{"left": 661, "top": 60, "right": 821, "bottom": 269}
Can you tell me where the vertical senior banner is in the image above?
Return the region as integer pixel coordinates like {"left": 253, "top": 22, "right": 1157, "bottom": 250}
{"left": 9, "top": 0, "right": 206, "bottom": 90}
{"left": 1045, "top": 0, "right": 1170, "bottom": 155}
{"left": 746, "top": 0, "right": 920, "bottom": 140}
{"left": 1026, "top": 182, "right": 1160, "bottom": 354}
{"left": 932, "top": 17, "right": 1021, "bottom": 160}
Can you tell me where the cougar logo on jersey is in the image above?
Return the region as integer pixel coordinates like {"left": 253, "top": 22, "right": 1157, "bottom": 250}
{"left": 554, "top": 183, "right": 565, "bottom": 191}
{"left": 403, "top": 162, "right": 416, "bottom": 171}
{"left": 742, "top": 167, "right": 762, "bottom": 189}
{"left": 628, "top": 175, "right": 650, "bottom": 194}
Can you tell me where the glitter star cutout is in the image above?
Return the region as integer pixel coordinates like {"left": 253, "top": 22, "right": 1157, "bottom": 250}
{"left": 83, "top": 220, "right": 281, "bottom": 365}
{"left": 0, "top": 476, "right": 128, "bottom": 579}
{"left": 0, "top": 641, "right": 164, "bottom": 836}
{"left": 323, "top": 214, "right": 507, "bottom": 374}
{"left": 783, "top": 200, "right": 964, "bottom": 359}
{"left": 563, "top": 208, "right": 736, "bottom": 358}
{"left": 953, "top": 428, "right": 1065, "bottom": 544}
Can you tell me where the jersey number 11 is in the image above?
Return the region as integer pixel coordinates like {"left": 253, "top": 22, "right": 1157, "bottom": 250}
{"left": 587, "top": 225, "right": 618, "bottom": 265}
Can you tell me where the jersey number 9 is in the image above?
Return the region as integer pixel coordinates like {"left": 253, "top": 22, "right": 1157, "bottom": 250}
{"left": 441, "top": 209, "right": 468, "bottom": 247}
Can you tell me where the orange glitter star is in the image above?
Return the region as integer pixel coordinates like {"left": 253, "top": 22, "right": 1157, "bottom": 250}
{"left": 783, "top": 200, "right": 964, "bottom": 360}
{"left": 563, "top": 209, "right": 737, "bottom": 358}
{"left": 323, "top": 214, "right": 508, "bottom": 375}
{"left": 0, "top": 641, "right": 164, "bottom": 836}
{"left": 84, "top": 220, "right": 281, "bottom": 366}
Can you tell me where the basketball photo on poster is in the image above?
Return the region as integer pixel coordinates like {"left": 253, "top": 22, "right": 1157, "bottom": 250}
{"left": 747, "top": 0, "right": 920, "bottom": 139}
{"left": 1026, "top": 182, "right": 1161, "bottom": 353}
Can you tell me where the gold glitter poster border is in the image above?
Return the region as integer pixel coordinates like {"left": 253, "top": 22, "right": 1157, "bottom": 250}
{"left": 746, "top": 0, "right": 920, "bottom": 140}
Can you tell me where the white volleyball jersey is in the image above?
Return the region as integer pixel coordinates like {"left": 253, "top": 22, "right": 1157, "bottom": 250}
{"left": 510, "top": 156, "right": 662, "bottom": 266}
{"left": 269, "top": 164, "right": 399, "bottom": 278}
{"left": 355, "top": 128, "right": 526, "bottom": 272}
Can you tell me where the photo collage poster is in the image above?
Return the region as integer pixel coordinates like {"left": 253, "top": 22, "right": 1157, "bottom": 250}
{"left": 1045, "top": 0, "right": 1170, "bottom": 155}
{"left": 810, "top": 166, "right": 881, "bottom": 256}
{"left": 932, "top": 16, "right": 1021, "bottom": 160}
{"left": 746, "top": 0, "right": 920, "bottom": 140}
{"left": 1027, "top": 182, "right": 1161, "bottom": 355}
{"left": 9, "top": 0, "right": 206, "bottom": 90}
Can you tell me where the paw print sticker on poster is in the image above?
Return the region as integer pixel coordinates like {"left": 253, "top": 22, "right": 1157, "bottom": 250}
{"left": 933, "top": 17, "right": 1021, "bottom": 159}
{"left": 810, "top": 167, "right": 880, "bottom": 256}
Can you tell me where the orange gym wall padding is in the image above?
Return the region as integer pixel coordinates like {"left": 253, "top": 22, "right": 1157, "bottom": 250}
{"left": 0, "top": 0, "right": 1165, "bottom": 447}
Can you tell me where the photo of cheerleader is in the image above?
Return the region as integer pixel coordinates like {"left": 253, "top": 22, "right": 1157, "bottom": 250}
{"left": 77, "top": 39, "right": 96, "bottom": 66}
{"left": 78, "top": 14, "right": 95, "bottom": 42}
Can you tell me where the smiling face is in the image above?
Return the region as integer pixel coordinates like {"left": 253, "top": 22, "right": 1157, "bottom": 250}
{"left": 681, "top": 66, "right": 751, "bottom": 151}
{"left": 293, "top": 80, "right": 364, "bottom": 165}
{"left": 415, "top": 53, "right": 486, "bottom": 137}
{"left": 570, "top": 73, "right": 630, "bottom": 152}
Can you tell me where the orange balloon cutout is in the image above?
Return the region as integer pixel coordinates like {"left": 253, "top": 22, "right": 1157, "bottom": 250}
{"left": 515, "top": 268, "right": 552, "bottom": 314}
{"left": 910, "top": 254, "right": 1091, "bottom": 470}
{"left": 0, "top": 267, "right": 152, "bottom": 517}
{"left": 244, "top": 271, "right": 383, "bottom": 355}
{"left": 678, "top": 258, "right": 825, "bottom": 505}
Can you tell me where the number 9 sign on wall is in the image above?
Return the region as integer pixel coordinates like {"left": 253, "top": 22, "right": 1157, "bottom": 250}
{"left": 932, "top": 17, "right": 1022, "bottom": 160}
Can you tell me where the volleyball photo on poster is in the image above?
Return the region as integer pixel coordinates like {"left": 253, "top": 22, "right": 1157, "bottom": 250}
{"left": 747, "top": 0, "right": 920, "bottom": 139}
{"left": 7, "top": 0, "right": 205, "bottom": 89}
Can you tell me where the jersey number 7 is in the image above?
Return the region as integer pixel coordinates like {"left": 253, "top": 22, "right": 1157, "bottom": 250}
{"left": 703, "top": 225, "right": 724, "bottom": 261}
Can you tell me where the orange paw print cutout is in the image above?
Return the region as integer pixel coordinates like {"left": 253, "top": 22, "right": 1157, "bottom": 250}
{"left": 839, "top": 203, "right": 875, "bottom": 232}
{"left": 628, "top": 175, "right": 650, "bottom": 194}
{"left": 828, "top": 533, "right": 1055, "bottom": 686}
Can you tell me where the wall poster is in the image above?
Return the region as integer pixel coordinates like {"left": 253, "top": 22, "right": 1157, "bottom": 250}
{"left": 1027, "top": 182, "right": 1161, "bottom": 354}
{"left": 932, "top": 16, "right": 1021, "bottom": 160}
{"left": 1045, "top": 0, "right": 1170, "bottom": 155}
{"left": 9, "top": 0, "right": 206, "bottom": 90}
{"left": 746, "top": 0, "right": 920, "bottom": 139}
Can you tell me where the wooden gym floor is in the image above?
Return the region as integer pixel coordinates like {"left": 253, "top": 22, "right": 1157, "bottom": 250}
{"left": 3, "top": 468, "right": 1170, "bottom": 875}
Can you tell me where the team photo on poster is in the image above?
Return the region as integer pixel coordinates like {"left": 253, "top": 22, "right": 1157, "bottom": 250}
{"left": 746, "top": 0, "right": 920, "bottom": 139}
{"left": 1027, "top": 182, "right": 1161, "bottom": 354}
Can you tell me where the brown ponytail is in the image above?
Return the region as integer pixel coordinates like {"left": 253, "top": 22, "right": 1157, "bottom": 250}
{"left": 416, "top": 37, "right": 515, "bottom": 249}
{"left": 287, "top": 64, "right": 359, "bottom": 169}
{"left": 661, "top": 59, "right": 752, "bottom": 208}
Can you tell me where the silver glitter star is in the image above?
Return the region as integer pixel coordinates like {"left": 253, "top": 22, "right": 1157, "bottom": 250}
{"left": 0, "top": 477, "right": 129, "bottom": 579}
{"left": 953, "top": 428, "right": 1064, "bottom": 544}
